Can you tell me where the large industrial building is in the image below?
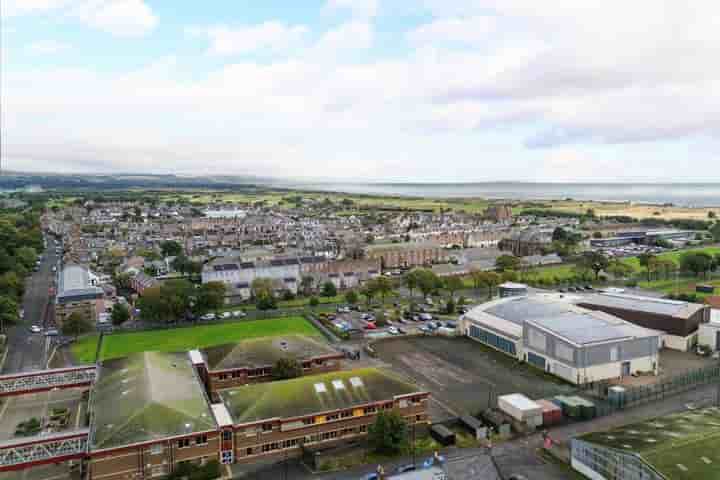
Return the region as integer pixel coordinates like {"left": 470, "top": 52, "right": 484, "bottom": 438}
{"left": 577, "top": 293, "right": 711, "bottom": 351}
{"left": 460, "top": 294, "right": 661, "bottom": 384}
{"left": 571, "top": 406, "right": 720, "bottom": 480}
{"left": 55, "top": 264, "right": 105, "bottom": 326}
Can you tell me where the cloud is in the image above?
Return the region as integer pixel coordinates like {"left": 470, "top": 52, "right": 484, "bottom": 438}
{"left": 3, "top": 1, "right": 720, "bottom": 181}
{"left": 188, "top": 22, "right": 310, "bottom": 56}
{"left": 406, "top": 16, "right": 495, "bottom": 46}
{"left": 27, "top": 40, "right": 71, "bottom": 54}
{"left": 3, "top": 0, "right": 157, "bottom": 37}
{"left": 325, "top": 0, "right": 378, "bottom": 19}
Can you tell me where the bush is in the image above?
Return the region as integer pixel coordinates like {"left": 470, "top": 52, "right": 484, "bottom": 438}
{"left": 165, "top": 460, "right": 221, "bottom": 480}
{"left": 368, "top": 411, "right": 408, "bottom": 455}
{"left": 309, "top": 296, "right": 320, "bottom": 308}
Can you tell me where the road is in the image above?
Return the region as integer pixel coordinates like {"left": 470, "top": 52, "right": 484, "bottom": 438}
{"left": 2, "top": 242, "right": 57, "bottom": 374}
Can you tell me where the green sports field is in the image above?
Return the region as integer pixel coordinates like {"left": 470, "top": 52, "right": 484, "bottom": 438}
{"left": 72, "top": 316, "right": 321, "bottom": 363}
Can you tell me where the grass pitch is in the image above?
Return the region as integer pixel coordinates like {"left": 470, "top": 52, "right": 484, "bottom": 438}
{"left": 72, "top": 316, "right": 321, "bottom": 363}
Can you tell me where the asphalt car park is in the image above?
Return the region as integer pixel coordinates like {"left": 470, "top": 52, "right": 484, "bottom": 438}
{"left": 373, "top": 336, "right": 575, "bottom": 420}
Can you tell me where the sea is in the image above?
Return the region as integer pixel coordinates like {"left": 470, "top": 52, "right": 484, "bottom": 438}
{"left": 273, "top": 182, "right": 720, "bottom": 208}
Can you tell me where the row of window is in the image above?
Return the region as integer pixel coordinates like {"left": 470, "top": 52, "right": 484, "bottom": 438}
{"left": 469, "top": 325, "right": 517, "bottom": 356}
{"left": 177, "top": 434, "right": 208, "bottom": 449}
{"left": 242, "top": 425, "right": 369, "bottom": 457}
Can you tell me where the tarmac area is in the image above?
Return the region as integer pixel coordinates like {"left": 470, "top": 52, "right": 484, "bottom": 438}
{"left": 373, "top": 336, "right": 576, "bottom": 419}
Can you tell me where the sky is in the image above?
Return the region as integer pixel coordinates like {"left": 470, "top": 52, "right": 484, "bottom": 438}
{"left": 2, "top": 0, "right": 720, "bottom": 182}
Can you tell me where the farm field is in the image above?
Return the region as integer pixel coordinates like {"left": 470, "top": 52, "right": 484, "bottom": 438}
{"left": 71, "top": 316, "right": 320, "bottom": 363}
{"left": 539, "top": 199, "right": 718, "bottom": 220}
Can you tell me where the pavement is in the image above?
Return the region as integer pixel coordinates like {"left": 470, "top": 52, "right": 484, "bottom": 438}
{"left": 2, "top": 245, "right": 58, "bottom": 374}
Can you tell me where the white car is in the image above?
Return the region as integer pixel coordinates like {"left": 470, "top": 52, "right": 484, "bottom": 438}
{"left": 232, "top": 310, "right": 246, "bottom": 318}
{"left": 388, "top": 326, "right": 399, "bottom": 335}
{"left": 220, "top": 311, "right": 232, "bottom": 319}
{"left": 200, "top": 313, "right": 216, "bottom": 321}
{"left": 29, "top": 325, "right": 42, "bottom": 334}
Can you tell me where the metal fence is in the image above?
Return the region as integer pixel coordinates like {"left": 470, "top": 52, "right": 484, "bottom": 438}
{"left": 580, "top": 362, "right": 720, "bottom": 411}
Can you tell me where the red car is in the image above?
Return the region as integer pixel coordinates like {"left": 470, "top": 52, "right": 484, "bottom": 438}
{"left": 363, "top": 322, "right": 377, "bottom": 330}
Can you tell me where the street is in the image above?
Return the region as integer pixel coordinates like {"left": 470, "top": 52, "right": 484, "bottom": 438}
{"left": 2, "top": 244, "right": 57, "bottom": 373}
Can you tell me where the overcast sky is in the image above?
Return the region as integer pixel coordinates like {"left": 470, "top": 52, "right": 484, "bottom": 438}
{"left": 2, "top": 1, "right": 719, "bottom": 182}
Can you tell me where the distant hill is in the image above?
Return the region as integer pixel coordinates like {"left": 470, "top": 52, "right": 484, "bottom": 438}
{"left": 0, "top": 172, "right": 281, "bottom": 191}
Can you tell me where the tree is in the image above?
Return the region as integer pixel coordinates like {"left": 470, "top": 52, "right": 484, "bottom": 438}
{"left": 606, "top": 260, "right": 635, "bottom": 279}
{"left": 110, "top": 303, "right": 130, "bottom": 326}
{"left": 484, "top": 271, "right": 503, "bottom": 295}
{"left": 361, "top": 282, "right": 377, "bottom": 307}
{"left": 495, "top": 255, "right": 521, "bottom": 272}
{"left": 345, "top": 290, "right": 359, "bottom": 305}
{"left": 0, "top": 296, "right": 19, "bottom": 332}
{"left": 300, "top": 275, "right": 315, "bottom": 296}
{"left": 680, "top": 252, "right": 714, "bottom": 277}
{"left": 638, "top": 252, "right": 657, "bottom": 281}
{"left": 373, "top": 276, "right": 395, "bottom": 304}
{"left": 368, "top": 411, "right": 408, "bottom": 455}
{"left": 159, "top": 240, "right": 183, "bottom": 258}
{"left": 415, "top": 269, "right": 440, "bottom": 298}
{"left": 445, "top": 297, "right": 456, "bottom": 314}
{"left": 443, "top": 276, "right": 463, "bottom": 299}
{"left": 15, "top": 246, "right": 37, "bottom": 271}
{"left": 196, "top": 282, "right": 226, "bottom": 313}
{"left": 321, "top": 281, "right": 337, "bottom": 298}
{"left": 62, "top": 312, "right": 92, "bottom": 339}
{"left": 403, "top": 270, "right": 420, "bottom": 299}
{"left": 578, "top": 251, "right": 609, "bottom": 280}
{"left": 251, "top": 278, "right": 275, "bottom": 299}
{"left": 308, "top": 296, "right": 320, "bottom": 308}
{"left": 0, "top": 272, "right": 24, "bottom": 300}
{"left": 272, "top": 358, "right": 303, "bottom": 380}
{"left": 469, "top": 269, "right": 485, "bottom": 290}
{"left": 137, "top": 280, "right": 194, "bottom": 323}
{"left": 711, "top": 222, "right": 720, "bottom": 242}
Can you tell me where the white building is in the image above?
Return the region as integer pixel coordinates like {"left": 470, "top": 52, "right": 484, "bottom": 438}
{"left": 698, "top": 309, "right": 720, "bottom": 352}
{"left": 460, "top": 294, "right": 661, "bottom": 385}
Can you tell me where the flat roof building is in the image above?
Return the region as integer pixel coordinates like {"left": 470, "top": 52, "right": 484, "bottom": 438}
{"left": 572, "top": 406, "right": 720, "bottom": 480}
{"left": 577, "top": 292, "right": 711, "bottom": 351}
{"left": 55, "top": 264, "right": 104, "bottom": 326}
{"left": 461, "top": 294, "right": 660, "bottom": 384}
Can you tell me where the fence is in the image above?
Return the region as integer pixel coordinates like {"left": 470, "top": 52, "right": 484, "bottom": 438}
{"left": 580, "top": 362, "right": 720, "bottom": 411}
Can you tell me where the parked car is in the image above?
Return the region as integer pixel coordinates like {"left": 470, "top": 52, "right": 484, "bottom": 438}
{"left": 419, "top": 326, "right": 431, "bottom": 333}
{"left": 363, "top": 322, "right": 377, "bottom": 330}
{"left": 397, "top": 327, "right": 407, "bottom": 335}
{"left": 200, "top": 313, "right": 216, "bottom": 321}
{"left": 29, "top": 325, "right": 42, "bottom": 334}
{"left": 45, "top": 328, "right": 59, "bottom": 337}
{"left": 220, "top": 311, "right": 232, "bottom": 319}
{"left": 395, "top": 465, "right": 416, "bottom": 474}
{"left": 388, "top": 326, "right": 399, "bottom": 335}
{"left": 444, "top": 321, "right": 457, "bottom": 329}
{"left": 232, "top": 310, "right": 246, "bottom": 318}
{"left": 419, "top": 313, "right": 433, "bottom": 321}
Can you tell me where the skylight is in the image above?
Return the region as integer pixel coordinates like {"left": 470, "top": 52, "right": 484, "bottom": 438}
{"left": 332, "top": 380, "right": 345, "bottom": 391}
{"left": 349, "top": 377, "right": 364, "bottom": 388}
{"left": 314, "top": 383, "right": 327, "bottom": 393}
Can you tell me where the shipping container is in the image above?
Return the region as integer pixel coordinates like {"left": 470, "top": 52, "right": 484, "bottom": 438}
{"left": 498, "top": 393, "right": 543, "bottom": 421}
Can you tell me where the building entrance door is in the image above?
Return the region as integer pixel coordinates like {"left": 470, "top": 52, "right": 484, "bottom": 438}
{"left": 621, "top": 361, "right": 631, "bottom": 377}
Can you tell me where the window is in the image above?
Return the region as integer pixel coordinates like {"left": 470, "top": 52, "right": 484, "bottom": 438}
{"left": 262, "top": 423, "right": 274, "bottom": 432}
{"left": 610, "top": 346, "right": 619, "bottom": 362}
{"left": 555, "top": 343, "right": 574, "bottom": 363}
{"left": 195, "top": 434, "right": 207, "bottom": 445}
{"left": 468, "top": 325, "right": 517, "bottom": 356}
{"left": 302, "top": 417, "right": 315, "bottom": 425}
{"left": 363, "top": 406, "right": 376, "bottom": 415}
{"left": 177, "top": 438, "right": 190, "bottom": 449}
{"left": 326, "top": 413, "right": 339, "bottom": 421}
{"left": 528, "top": 329, "right": 547, "bottom": 352}
{"left": 222, "top": 430, "right": 232, "bottom": 441}
{"left": 218, "top": 373, "right": 228, "bottom": 381}
{"left": 340, "top": 410, "right": 352, "bottom": 418}
{"left": 150, "top": 444, "right": 163, "bottom": 455}
{"left": 527, "top": 352, "right": 546, "bottom": 370}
